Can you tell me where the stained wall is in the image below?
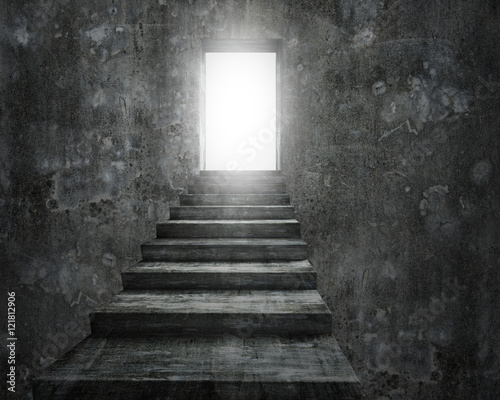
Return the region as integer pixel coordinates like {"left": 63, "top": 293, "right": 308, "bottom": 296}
{"left": 0, "top": 1, "right": 499, "bottom": 398}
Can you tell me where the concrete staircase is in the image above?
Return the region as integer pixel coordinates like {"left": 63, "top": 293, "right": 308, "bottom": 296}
{"left": 33, "top": 171, "right": 361, "bottom": 399}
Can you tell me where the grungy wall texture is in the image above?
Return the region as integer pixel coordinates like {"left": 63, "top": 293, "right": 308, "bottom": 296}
{"left": 0, "top": 0, "right": 499, "bottom": 399}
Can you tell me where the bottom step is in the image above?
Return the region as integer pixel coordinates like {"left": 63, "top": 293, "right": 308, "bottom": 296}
{"left": 33, "top": 335, "right": 361, "bottom": 400}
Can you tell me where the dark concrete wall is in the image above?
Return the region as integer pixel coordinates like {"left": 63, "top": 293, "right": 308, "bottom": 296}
{"left": 1, "top": 0, "right": 499, "bottom": 398}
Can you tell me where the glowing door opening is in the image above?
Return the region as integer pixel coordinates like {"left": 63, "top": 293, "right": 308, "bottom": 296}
{"left": 204, "top": 52, "right": 277, "bottom": 171}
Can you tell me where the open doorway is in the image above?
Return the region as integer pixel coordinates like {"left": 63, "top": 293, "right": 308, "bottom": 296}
{"left": 201, "top": 40, "right": 281, "bottom": 171}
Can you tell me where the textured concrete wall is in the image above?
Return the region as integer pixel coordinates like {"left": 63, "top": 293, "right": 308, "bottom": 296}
{"left": 280, "top": 2, "right": 500, "bottom": 399}
{"left": 1, "top": 0, "right": 499, "bottom": 398}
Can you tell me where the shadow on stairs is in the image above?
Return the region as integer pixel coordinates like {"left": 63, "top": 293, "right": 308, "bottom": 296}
{"left": 33, "top": 171, "right": 362, "bottom": 400}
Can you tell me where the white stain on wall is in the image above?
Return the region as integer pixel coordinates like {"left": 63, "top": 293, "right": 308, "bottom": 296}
{"left": 13, "top": 26, "right": 29, "bottom": 46}
{"left": 85, "top": 24, "right": 110, "bottom": 45}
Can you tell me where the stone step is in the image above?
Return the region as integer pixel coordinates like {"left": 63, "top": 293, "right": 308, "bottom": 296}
{"left": 194, "top": 175, "right": 285, "bottom": 185}
{"left": 89, "top": 290, "right": 332, "bottom": 337}
{"left": 33, "top": 335, "right": 361, "bottom": 400}
{"left": 188, "top": 182, "right": 287, "bottom": 194}
{"left": 32, "top": 170, "right": 362, "bottom": 400}
{"left": 156, "top": 219, "right": 301, "bottom": 238}
{"left": 122, "top": 261, "right": 316, "bottom": 290}
{"left": 141, "top": 238, "right": 308, "bottom": 261}
{"left": 170, "top": 205, "right": 295, "bottom": 220}
{"left": 180, "top": 194, "right": 290, "bottom": 206}
{"left": 201, "top": 170, "right": 282, "bottom": 175}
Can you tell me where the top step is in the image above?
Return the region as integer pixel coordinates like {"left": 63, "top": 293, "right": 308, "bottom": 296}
{"left": 180, "top": 194, "right": 291, "bottom": 206}
{"left": 197, "top": 171, "right": 284, "bottom": 184}
{"left": 188, "top": 182, "right": 286, "bottom": 195}
{"left": 200, "top": 171, "right": 281, "bottom": 177}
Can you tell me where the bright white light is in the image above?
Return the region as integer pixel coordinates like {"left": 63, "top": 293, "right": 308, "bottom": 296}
{"left": 205, "top": 52, "right": 276, "bottom": 170}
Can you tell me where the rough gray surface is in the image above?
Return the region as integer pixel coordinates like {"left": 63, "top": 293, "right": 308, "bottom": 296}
{"left": 141, "top": 238, "right": 309, "bottom": 261}
{"left": 188, "top": 182, "right": 287, "bottom": 194}
{"left": 156, "top": 219, "right": 302, "bottom": 238}
{"left": 169, "top": 205, "right": 296, "bottom": 219}
{"left": 89, "top": 289, "right": 333, "bottom": 337}
{"left": 33, "top": 171, "right": 359, "bottom": 398}
{"left": 1, "top": 0, "right": 499, "bottom": 399}
{"left": 121, "top": 260, "right": 317, "bottom": 290}
{"left": 180, "top": 193, "right": 291, "bottom": 205}
{"left": 33, "top": 335, "right": 360, "bottom": 400}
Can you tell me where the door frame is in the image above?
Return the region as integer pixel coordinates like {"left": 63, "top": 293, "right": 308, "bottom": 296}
{"left": 200, "top": 39, "right": 282, "bottom": 171}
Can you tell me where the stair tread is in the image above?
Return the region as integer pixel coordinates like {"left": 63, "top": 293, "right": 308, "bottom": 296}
{"left": 188, "top": 183, "right": 286, "bottom": 195}
{"left": 92, "top": 290, "right": 330, "bottom": 315}
{"left": 170, "top": 205, "right": 296, "bottom": 220}
{"left": 191, "top": 182, "right": 284, "bottom": 186}
{"left": 35, "top": 335, "right": 359, "bottom": 383}
{"left": 194, "top": 180, "right": 285, "bottom": 186}
{"left": 127, "top": 260, "right": 315, "bottom": 273}
{"left": 182, "top": 194, "right": 289, "bottom": 196}
{"left": 143, "top": 238, "right": 307, "bottom": 245}
{"left": 171, "top": 205, "right": 293, "bottom": 209}
{"left": 156, "top": 219, "right": 301, "bottom": 238}
{"left": 182, "top": 194, "right": 289, "bottom": 197}
{"left": 201, "top": 170, "right": 282, "bottom": 175}
{"left": 122, "top": 261, "right": 317, "bottom": 290}
{"left": 158, "top": 219, "right": 299, "bottom": 224}
{"left": 195, "top": 175, "right": 285, "bottom": 181}
{"left": 180, "top": 194, "right": 291, "bottom": 206}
